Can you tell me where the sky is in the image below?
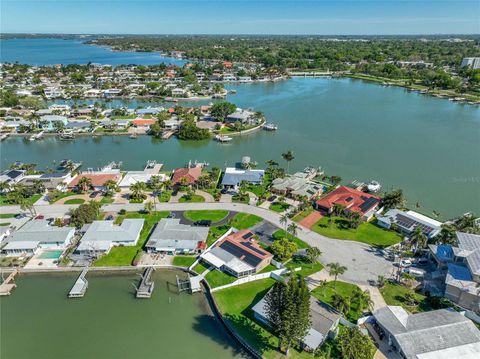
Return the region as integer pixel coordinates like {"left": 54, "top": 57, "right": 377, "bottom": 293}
{"left": 1, "top": 0, "right": 479, "bottom": 35}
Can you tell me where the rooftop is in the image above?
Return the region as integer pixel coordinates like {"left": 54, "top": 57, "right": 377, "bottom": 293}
{"left": 316, "top": 185, "right": 380, "bottom": 215}
{"left": 146, "top": 218, "right": 209, "bottom": 251}
{"left": 5, "top": 220, "right": 74, "bottom": 246}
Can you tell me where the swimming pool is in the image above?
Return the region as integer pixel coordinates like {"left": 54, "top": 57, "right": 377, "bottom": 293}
{"left": 38, "top": 250, "right": 63, "bottom": 259}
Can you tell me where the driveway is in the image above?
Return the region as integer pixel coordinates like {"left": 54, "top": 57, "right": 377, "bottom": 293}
{"left": 250, "top": 221, "right": 280, "bottom": 246}
{"left": 6, "top": 201, "right": 395, "bottom": 284}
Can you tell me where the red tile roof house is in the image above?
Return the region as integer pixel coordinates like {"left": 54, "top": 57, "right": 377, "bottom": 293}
{"left": 315, "top": 186, "right": 381, "bottom": 220}
{"left": 68, "top": 173, "right": 122, "bottom": 192}
{"left": 131, "top": 118, "right": 156, "bottom": 128}
{"left": 171, "top": 165, "right": 203, "bottom": 187}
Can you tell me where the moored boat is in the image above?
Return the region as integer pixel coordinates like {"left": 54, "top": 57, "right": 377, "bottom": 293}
{"left": 262, "top": 123, "right": 278, "bottom": 131}
{"left": 214, "top": 134, "right": 232, "bottom": 142}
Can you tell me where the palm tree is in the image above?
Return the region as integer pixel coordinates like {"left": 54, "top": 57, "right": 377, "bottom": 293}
{"left": 131, "top": 182, "right": 147, "bottom": 201}
{"left": 103, "top": 180, "right": 119, "bottom": 196}
{"left": 279, "top": 214, "right": 288, "bottom": 233}
{"left": 331, "top": 293, "right": 350, "bottom": 316}
{"left": 306, "top": 247, "right": 322, "bottom": 268}
{"left": 352, "top": 288, "right": 373, "bottom": 312}
{"left": 287, "top": 222, "right": 298, "bottom": 240}
{"left": 327, "top": 262, "right": 347, "bottom": 288}
{"left": 19, "top": 197, "right": 36, "bottom": 217}
{"left": 144, "top": 201, "right": 153, "bottom": 214}
{"left": 0, "top": 181, "right": 10, "bottom": 194}
{"left": 31, "top": 179, "right": 46, "bottom": 195}
{"left": 77, "top": 177, "right": 92, "bottom": 193}
{"left": 410, "top": 226, "right": 428, "bottom": 254}
{"left": 403, "top": 291, "right": 417, "bottom": 306}
{"left": 281, "top": 150, "right": 294, "bottom": 174}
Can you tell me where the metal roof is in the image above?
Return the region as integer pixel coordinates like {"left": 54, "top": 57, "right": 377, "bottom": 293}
{"left": 79, "top": 219, "right": 144, "bottom": 246}
{"left": 6, "top": 220, "right": 74, "bottom": 245}
{"left": 146, "top": 219, "right": 208, "bottom": 251}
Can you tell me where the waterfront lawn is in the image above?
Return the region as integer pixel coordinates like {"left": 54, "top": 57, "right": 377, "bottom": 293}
{"left": 380, "top": 281, "right": 430, "bottom": 313}
{"left": 269, "top": 202, "right": 290, "bottom": 213}
{"left": 172, "top": 255, "right": 197, "bottom": 268}
{"left": 207, "top": 225, "right": 230, "bottom": 246}
{"left": 158, "top": 190, "right": 172, "bottom": 203}
{"left": 228, "top": 213, "right": 262, "bottom": 230}
{"left": 311, "top": 281, "right": 364, "bottom": 322}
{"left": 214, "top": 279, "right": 311, "bottom": 359}
{"left": 311, "top": 217, "right": 401, "bottom": 247}
{"left": 272, "top": 229, "right": 309, "bottom": 249}
{"left": 292, "top": 208, "right": 314, "bottom": 222}
{"left": 64, "top": 198, "right": 85, "bottom": 205}
{"left": 205, "top": 269, "right": 237, "bottom": 288}
{"left": 183, "top": 210, "right": 229, "bottom": 223}
{"left": 93, "top": 211, "right": 170, "bottom": 266}
{"left": 285, "top": 255, "right": 323, "bottom": 278}
{"left": 179, "top": 194, "right": 205, "bottom": 203}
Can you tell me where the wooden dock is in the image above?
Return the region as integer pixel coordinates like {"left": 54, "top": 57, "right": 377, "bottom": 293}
{"left": 68, "top": 268, "right": 89, "bottom": 298}
{"left": 136, "top": 267, "right": 155, "bottom": 298}
{"left": 0, "top": 269, "right": 18, "bottom": 296}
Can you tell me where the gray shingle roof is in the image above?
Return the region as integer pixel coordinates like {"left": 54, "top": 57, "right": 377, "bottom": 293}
{"left": 145, "top": 219, "right": 208, "bottom": 251}
{"left": 6, "top": 220, "right": 74, "bottom": 245}
{"left": 79, "top": 219, "right": 144, "bottom": 244}
{"left": 374, "top": 306, "right": 480, "bottom": 359}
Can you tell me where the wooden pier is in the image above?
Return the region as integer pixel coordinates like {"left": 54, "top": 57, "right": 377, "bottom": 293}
{"left": 136, "top": 267, "right": 155, "bottom": 298}
{"left": 0, "top": 269, "right": 18, "bottom": 296}
{"left": 68, "top": 268, "right": 89, "bottom": 298}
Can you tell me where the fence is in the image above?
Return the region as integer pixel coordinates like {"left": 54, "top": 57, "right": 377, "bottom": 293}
{"left": 211, "top": 268, "right": 287, "bottom": 292}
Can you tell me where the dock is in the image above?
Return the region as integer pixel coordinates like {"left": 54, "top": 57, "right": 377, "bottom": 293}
{"left": 68, "top": 268, "right": 89, "bottom": 298}
{"left": 0, "top": 269, "right": 18, "bottom": 296}
{"left": 136, "top": 267, "right": 155, "bottom": 298}
{"left": 161, "top": 130, "right": 175, "bottom": 139}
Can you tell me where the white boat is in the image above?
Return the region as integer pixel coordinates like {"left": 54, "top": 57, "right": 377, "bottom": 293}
{"left": 263, "top": 123, "right": 278, "bottom": 131}
{"left": 59, "top": 131, "right": 75, "bottom": 140}
{"left": 215, "top": 134, "right": 232, "bottom": 142}
{"left": 367, "top": 180, "right": 382, "bottom": 193}
{"left": 29, "top": 131, "right": 44, "bottom": 141}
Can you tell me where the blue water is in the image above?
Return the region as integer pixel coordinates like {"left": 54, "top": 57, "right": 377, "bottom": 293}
{"left": 0, "top": 38, "right": 186, "bottom": 66}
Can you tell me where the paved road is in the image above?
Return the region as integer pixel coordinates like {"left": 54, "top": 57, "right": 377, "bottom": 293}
{"left": 3, "top": 202, "right": 394, "bottom": 285}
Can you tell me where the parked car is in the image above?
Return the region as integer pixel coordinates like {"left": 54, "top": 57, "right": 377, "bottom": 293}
{"left": 194, "top": 220, "right": 211, "bottom": 227}
{"left": 89, "top": 191, "right": 98, "bottom": 198}
{"left": 14, "top": 213, "right": 27, "bottom": 219}
{"left": 106, "top": 215, "right": 114, "bottom": 220}
{"left": 268, "top": 195, "right": 277, "bottom": 202}
{"left": 403, "top": 267, "right": 425, "bottom": 278}
{"left": 416, "top": 258, "right": 429, "bottom": 266}
{"left": 399, "top": 259, "right": 412, "bottom": 267}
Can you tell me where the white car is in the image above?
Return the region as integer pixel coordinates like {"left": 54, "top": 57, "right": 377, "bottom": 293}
{"left": 400, "top": 259, "right": 412, "bottom": 267}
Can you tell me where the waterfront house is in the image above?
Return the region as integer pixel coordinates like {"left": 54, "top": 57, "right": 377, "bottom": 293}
{"left": 221, "top": 167, "right": 265, "bottom": 191}
{"left": 428, "top": 232, "right": 480, "bottom": 312}
{"left": 0, "top": 169, "right": 26, "bottom": 187}
{"left": 315, "top": 186, "right": 381, "bottom": 220}
{"left": 372, "top": 306, "right": 480, "bottom": 359}
{"left": 377, "top": 209, "right": 442, "bottom": 239}
{"left": 103, "top": 89, "right": 122, "bottom": 98}
{"left": 145, "top": 218, "right": 209, "bottom": 254}
{"left": 0, "top": 119, "right": 31, "bottom": 132}
{"left": 20, "top": 172, "right": 74, "bottom": 191}
{"left": 65, "top": 120, "right": 91, "bottom": 132}
{"left": 132, "top": 118, "right": 156, "bottom": 130}
{"left": 225, "top": 108, "right": 257, "bottom": 125}
{"left": 171, "top": 165, "right": 203, "bottom": 187}
{"left": 252, "top": 294, "right": 341, "bottom": 351}
{"left": 119, "top": 172, "right": 167, "bottom": 189}
{"left": 39, "top": 115, "right": 68, "bottom": 132}
{"left": 68, "top": 173, "right": 122, "bottom": 192}
{"left": 76, "top": 219, "right": 144, "bottom": 255}
{"left": 271, "top": 172, "right": 324, "bottom": 199}
{"left": 44, "top": 87, "right": 63, "bottom": 99}
{"left": 201, "top": 230, "right": 273, "bottom": 277}
{"left": 2, "top": 220, "right": 75, "bottom": 256}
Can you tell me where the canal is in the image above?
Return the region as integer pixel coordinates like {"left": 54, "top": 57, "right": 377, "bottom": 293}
{"left": 0, "top": 271, "right": 243, "bottom": 359}
{"left": 1, "top": 77, "right": 479, "bottom": 218}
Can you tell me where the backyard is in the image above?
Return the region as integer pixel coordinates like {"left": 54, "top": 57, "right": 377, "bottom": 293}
{"left": 379, "top": 281, "right": 431, "bottom": 313}
{"left": 311, "top": 217, "right": 401, "bottom": 247}
{"left": 172, "top": 255, "right": 197, "bottom": 267}
{"left": 93, "top": 211, "right": 170, "bottom": 266}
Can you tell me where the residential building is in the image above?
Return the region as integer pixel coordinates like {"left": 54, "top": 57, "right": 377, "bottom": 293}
{"left": 131, "top": 118, "right": 156, "bottom": 129}
{"left": 252, "top": 294, "right": 341, "bottom": 351}
{"left": 171, "top": 165, "right": 203, "bottom": 187}
{"left": 68, "top": 173, "right": 122, "bottom": 191}
{"left": 315, "top": 185, "right": 381, "bottom": 220}
{"left": 76, "top": 219, "right": 144, "bottom": 255}
{"left": 0, "top": 169, "right": 25, "bottom": 187}
{"left": 461, "top": 57, "right": 480, "bottom": 69}
{"left": 221, "top": 167, "right": 264, "bottom": 191}
{"left": 119, "top": 172, "right": 166, "bottom": 189}
{"left": 19, "top": 172, "right": 74, "bottom": 191}
{"left": 372, "top": 306, "right": 480, "bottom": 359}
{"left": 377, "top": 209, "right": 442, "bottom": 239}
{"left": 271, "top": 171, "right": 324, "bottom": 199}
{"left": 201, "top": 230, "right": 273, "bottom": 277}
{"left": 39, "top": 115, "right": 69, "bottom": 132}
{"left": 145, "top": 218, "right": 209, "bottom": 254}
{"left": 429, "top": 232, "right": 480, "bottom": 312}
{"left": 2, "top": 220, "right": 75, "bottom": 255}
{"left": 226, "top": 108, "right": 257, "bottom": 125}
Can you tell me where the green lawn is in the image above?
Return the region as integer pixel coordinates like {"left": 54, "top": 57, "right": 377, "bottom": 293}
{"left": 0, "top": 213, "right": 16, "bottom": 219}
{"left": 292, "top": 208, "right": 314, "bottom": 222}
{"left": 179, "top": 194, "right": 205, "bottom": 203}
{"left": 93, "top": 211, "right": 170, "bottom": 266}
{"left": 64, "top": 198, "right": 85, "bottom": 205}
{"left": 214, "top": 279, "right": 311, "bottom": 359}
{"left": 272, "top": 229, "right": 309, "bottom": 249}
{"left": 207, "top": 225, "right": 230, "bottom": 246}
{"left": 100, "top": 195, "right": 114, "bottom": 204}
{"left": 246, "top": 184, "right": 267, "bottom": 198}
{"left": 205, "top": 269, "right": 237, "bottom": 288}
{"left": 172, "top": 255, "right": 197, "bottom": 267}
{"left": 311, "top": 217, "right": 401, "bottom": 247}
{"left": 269, "top": 202, "right": 290, "bottom": 213}
{"left": 285, "top": 256, "right": 323, "bottom": 277}
{"left": 193, "top": 262, "right": 210, "bottom": 274}
{"left": 158, "top": 190, "right": 172, "bottom": 203}
{"left": 311, "top": 281, "right": 364, "bottom": 322}
{"left": 183, "top": 210, "right": 229, "bottom": 223}
{"left": 228, "top": 213, "right": 262, "bottom": 230}
{"left": 258, "top": 264, "right": 277, "bottom": 274}
{"left": 129, "top": 198, "right": 144, "bottom": 204}
{"left": 48, "top": 191, "right": 77, "bottom": 203}
{"left": 0, "top": 223, "right": 10, "bottom": 227}
{"left": 380, "top": 281, "right": 431, "bottom": 313}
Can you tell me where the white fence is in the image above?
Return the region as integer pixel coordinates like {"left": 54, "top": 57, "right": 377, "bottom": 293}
{"left": 211, "top": 268, "right": 287, "bottom": 292}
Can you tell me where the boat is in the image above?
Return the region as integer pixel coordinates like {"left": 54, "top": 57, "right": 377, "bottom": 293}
{"left": 367, "top": 180, "right": 382, "bottom": 193}
{"left": 214, "top": 134, "right": 232, "bottom": 142}
{"left": 29, "top": 131, "right": 44, "bottom": 141}
{"left": 129, "top": 133, "right": 138, "bottom": 139}
{"left": 262, "top": 123, "right": 278, "bottom": 131}
{"left": 0, "top": 133, "right": 9, "bottom": 141}
{"left": 59, "top": 131, "right": 75, "bottom": 140}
